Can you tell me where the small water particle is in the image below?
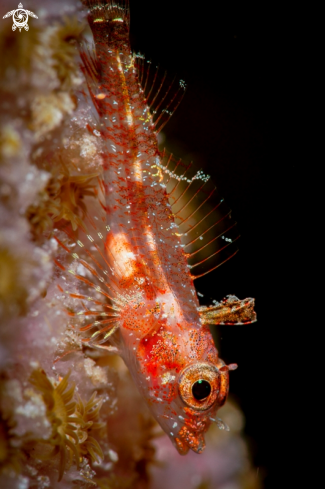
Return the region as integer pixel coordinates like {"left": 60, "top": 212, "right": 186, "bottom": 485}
{"left": 17, "top": 476, "right": 29, "bottom": 489}
{"left": 36, "top": 475, "right": 50, "bottom": 488}
{"left": 108, "top": 449, "right": 119, "bottom": 462}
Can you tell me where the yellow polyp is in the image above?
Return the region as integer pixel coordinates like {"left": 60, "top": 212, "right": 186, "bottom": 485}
{"left": 49, "top": 16, "right": 85, "bottom": 89}
{"left": 54, "top": 172, "right": 97, "bottom": 229}
{"left": 27, "top": 162, "right": 99, "bottom": 236}
{"left": 29, "top": 369, "right": 83, "bottom": 481}
{"left": 75, "top": 392, "right": 105, "bottom": 464}
{"left": 0, "top": 125, "right": 22, "bottom": 159}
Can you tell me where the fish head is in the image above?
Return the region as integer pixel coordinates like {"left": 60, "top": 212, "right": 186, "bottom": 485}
{"left": 132, "top": 322, "right": 232, "bottom": 455}
{"left": 171, "top": 360, "right": 230, "bottom": 454}
{"left": 151, "top": 359, "right": 230, "bottom": 454}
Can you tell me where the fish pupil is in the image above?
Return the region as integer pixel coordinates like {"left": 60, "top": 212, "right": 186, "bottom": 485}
{"left": 192, "top": 379, "right": 211, "bottom": 401}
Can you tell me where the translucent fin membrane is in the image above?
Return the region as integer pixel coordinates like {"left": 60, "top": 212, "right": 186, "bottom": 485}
{"left": 53, "top": 174, "right": 124, "bottom": 352}
{"left": 55, "top": 227, "right": 123, "bottom": 351}
{"left": 134, "top": 55, "right": 186, "bottom": 133}
{"left": 79, "top": 43, "right": 99, "bottom": 92}
{"left": 159, "top": 150, "right": 239, "bottom": 279}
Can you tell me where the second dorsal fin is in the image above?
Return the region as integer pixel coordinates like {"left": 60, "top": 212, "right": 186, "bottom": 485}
{"left": 134, "top": 53, "right": 186, "bottom": 133}
{"left": 158, "top": 150, "right": 239, "bottom": 279}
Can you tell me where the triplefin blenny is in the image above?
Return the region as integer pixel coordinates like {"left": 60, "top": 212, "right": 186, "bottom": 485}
{"left": 55, "top": 0, "right": 256, "bottom": 455}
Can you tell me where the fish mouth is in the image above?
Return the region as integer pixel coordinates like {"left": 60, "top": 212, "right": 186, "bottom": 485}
{"left": 174, "top": 425, "right": 206, "bottom": 455}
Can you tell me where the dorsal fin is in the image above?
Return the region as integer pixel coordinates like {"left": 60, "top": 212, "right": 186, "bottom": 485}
{"left": 158, "top": 150, "right": 239, "bottom": 279}
{"left": 134, "top": 53, "right": 186, "bottom": 133}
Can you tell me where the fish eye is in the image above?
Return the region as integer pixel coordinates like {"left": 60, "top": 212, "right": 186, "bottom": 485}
{"left": 178, "top": 363, "right": 220, "bottom": 411}
{"left": 192, "top": 379, "right": 211, "bottom": 401}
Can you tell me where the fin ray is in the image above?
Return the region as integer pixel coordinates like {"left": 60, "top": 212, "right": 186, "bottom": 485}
{"left": 159, "top": 151, "right": 240, "bottom": 278}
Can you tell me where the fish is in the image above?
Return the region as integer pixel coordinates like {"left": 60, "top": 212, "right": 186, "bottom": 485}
{"left": 55, "top": 0, "right": 256, "bottom": 455}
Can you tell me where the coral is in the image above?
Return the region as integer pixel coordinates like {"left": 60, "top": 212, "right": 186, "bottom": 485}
{"left": 26, "top": 161, "right": 99, "bottom": 236}
{"left": 75, "top": 391, "right": 105, "bottom": 463}
{"left": 49, "top": 16, "right": 85, "bottom": 90}
{"left": 28, "top": 369, "right": 83, "bottom": 481}
{"left": 0, "top": 241, "right": 28, "bottom": 317}
{"left": 95, "top": 474, "right": 135, "bottom": 489}
{"left": 48, "top": 164, "right": 99, "bottom": 231}
{"left": 99, "top": 358, "right": 162, "bottom": 489}
{"left": 31, "top": 92, "right": 76, "bottom": 140}
{"left": 32, "top": 14, "right": 85, "bottom": 92}
{"left": 0, "top": 413, "right": 23, "bottom": 476}
{"left": 27, "top": 368, "right": 107, "bottom": 482}
{"left": 0, "top": 225, "right": 52, "bottom": 320}
{"left": 26, "top": 176, "right": 61, "bottom": 238}
{"left": 0, "top": 22, "right": 40, "bottom": 82}
{"left": 0, "top": 125, "right": 22, "bottom": 160}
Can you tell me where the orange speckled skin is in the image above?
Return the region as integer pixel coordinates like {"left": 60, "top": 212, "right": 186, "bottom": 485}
{"left": 86, "top": 3, "right": 229, "bottom": 454}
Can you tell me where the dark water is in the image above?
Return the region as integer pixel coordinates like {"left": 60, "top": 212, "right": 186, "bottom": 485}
{"left": 131, "top": 3, "right": 295, "bottom": 487}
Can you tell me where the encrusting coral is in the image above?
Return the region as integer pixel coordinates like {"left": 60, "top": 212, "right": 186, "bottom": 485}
{"left": 45, "top": 16, "right": 85, "bottom": 91}
{"left": 28, "top": 369, "right": 83, "bottom": 481}
{"left": 28, "top": 369, "right": 105, "bottom": 481}
{"left": 76, "top": 391, "right": 105, "bottom": 464}
{"left": 26, "top": 161, "right": 99, "bottom": 236}
{"left": 0, "top": 243, "right": 29, "bottom": 317}
{"left": 0, "top": 412, "right": 24, "bottom": 476}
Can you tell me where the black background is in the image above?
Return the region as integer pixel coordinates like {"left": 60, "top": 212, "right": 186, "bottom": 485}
{"left": 130, "top": 2, "right": 295, "bottom": 487}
